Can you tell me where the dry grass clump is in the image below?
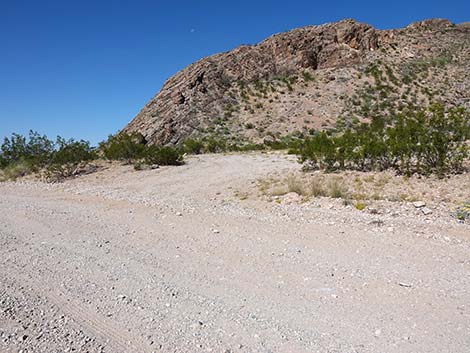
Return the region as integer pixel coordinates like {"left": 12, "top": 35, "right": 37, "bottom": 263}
{"left": 327, "top": 178, "right": 349, "bottom": 199}
{"left": 287, "top": 175, "right": 305, "bottom": 195}
{"left": 258, "top": 168, "right": 469, "bottom": 207}
{"left": 259, "top": 174, "right": 351, "bottom": 200}
{"left": 309, "top": 177, "right": 327, "bottom": 197}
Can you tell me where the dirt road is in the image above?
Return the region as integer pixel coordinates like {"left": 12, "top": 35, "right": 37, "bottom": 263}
{"left": 1, "top": 153, "right": 469, "bottom": 352}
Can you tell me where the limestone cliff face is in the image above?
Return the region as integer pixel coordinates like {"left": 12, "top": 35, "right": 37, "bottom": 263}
{"left": 124, "top": 18, "right": 469, "bottom": 145}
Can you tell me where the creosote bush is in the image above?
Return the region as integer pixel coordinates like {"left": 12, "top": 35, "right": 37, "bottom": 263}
{"left": 45, "top": 138, "right": 96, "bottom": 180}
{"left": 0, "top": 131, "right": 184, "bottom": 181}
{"left": 100, "top": 133, "right": 184, "bottom": 166}
{"left": 0, "top": 131, "right": 96, "bottom": 181}
{"left": 144, "top": 146, "right": 183, "bottom": 166}
{"left": 99, "top": 133, "right": 147, "bottom": 163}
{"left": 297, "top": 104, "right": 469, "bottom": 176}
{"left": 180, "top": 134, "right": 302, "bottom": 155}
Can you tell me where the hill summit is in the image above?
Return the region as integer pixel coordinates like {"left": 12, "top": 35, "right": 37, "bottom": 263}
{"left": 124, "top": 18, "right": 469, "bottom": 145}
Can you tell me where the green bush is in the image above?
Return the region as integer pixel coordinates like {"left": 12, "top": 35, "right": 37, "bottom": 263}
{"left": 181, "top": 135, "right": 288, "bottom": 155}
{"left": 298, "top": 104, "right": 469, "bottom": 176}
{"left": 1, "top": 130, "right": 55, "bottom": 169}
{"left": 0, "top": 130, "right": 186, "bottom": 181}
{"left": 51, "top": 137, "right": 95, "bottom": 166}
{"left": 99, "top": 133, "right": 146, "bottom": 163}
{"left": 183, "top": 138, "right": 204, "bottom": 154}
{"left": 100, "top": 132, "right": 185, "bottom": 167}
{"left": 203, "top": 136, "right": 228, "bottom": 153}
{"left": 0, "top": 131, "right": 97, "bottom": 181}
{"left": 45, "top": 138, "right": 96, "bottom": 180}
{"left": 144, "top": 146, "right": 183, "bottom": 166}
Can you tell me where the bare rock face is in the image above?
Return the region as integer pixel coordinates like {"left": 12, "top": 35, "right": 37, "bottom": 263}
{"left": 123, "top": 18, "right": 469, "bottom": 145}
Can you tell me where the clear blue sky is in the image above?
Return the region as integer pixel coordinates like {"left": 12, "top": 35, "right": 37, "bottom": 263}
{"left": 1, "top": 0, "right": 468, "bottom": 145}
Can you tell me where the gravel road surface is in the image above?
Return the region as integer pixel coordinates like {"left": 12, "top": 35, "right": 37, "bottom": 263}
{"left": 1, "top": 153, "right": 469, "bottom": 352}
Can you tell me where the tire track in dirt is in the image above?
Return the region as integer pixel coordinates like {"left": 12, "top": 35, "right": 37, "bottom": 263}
{"left": 2, "top": 269, "right": 152, "bottom": 353}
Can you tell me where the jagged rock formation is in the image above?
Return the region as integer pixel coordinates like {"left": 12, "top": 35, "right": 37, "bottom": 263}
{"left": 124, "top": 18, "right": 470, "bottom": 145}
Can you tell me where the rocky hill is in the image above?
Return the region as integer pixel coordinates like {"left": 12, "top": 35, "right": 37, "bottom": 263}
{"left": 124, "top": 18, "right": 470, "bottom": 145}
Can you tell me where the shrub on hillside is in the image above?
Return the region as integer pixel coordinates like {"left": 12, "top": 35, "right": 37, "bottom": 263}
{"left": 179, "top": 134, "right": 304, "bottom": 155}
{"left": 297, "top": 104, "right": 469, "bottom": 176}
{"left": 100, "top": 132, "right": 184, "bottom": 166}
{"left": 183, "top": 138, "right": 204, "bottom": 154}
{"left": 99, "top": 132, "right": 147, "bottom": 163}
{"left": 144, "top": 145, "right": 183, "bottom": 166}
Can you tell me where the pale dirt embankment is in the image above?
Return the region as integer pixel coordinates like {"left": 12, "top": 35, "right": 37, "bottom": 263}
{"left": 0, "top": 152, "right": 469, "bottom": 352}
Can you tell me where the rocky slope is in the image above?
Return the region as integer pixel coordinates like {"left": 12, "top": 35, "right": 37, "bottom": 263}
{"left": 124, "top": 18, "right": 470, "bottom": 145}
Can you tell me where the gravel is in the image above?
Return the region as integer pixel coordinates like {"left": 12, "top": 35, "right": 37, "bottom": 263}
{"left": 0, "top": 152, "right": 469, "bottom": 352}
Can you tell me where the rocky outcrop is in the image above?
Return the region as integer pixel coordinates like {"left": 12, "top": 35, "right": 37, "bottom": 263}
{"left": 123, "top": 18, "right": 469, "bottom": 145}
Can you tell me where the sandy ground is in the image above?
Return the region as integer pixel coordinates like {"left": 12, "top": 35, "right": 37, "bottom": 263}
{"left": 0, "top": 152, "right": 469, "bottom": 353}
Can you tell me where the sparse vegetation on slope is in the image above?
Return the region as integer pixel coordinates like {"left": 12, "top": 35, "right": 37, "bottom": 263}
{"left": 124, "top": 18, "right": 469, "bottom": 145}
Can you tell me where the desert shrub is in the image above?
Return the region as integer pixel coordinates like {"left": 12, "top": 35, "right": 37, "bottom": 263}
{"left": 25, "top": 131, "right": 56, "bottom": 166}
{"left": 203, "top": 136, "right": 228, "bottom": 153}
{"left": 144, "top": 146, "right": 183, "bottom": 166}
{"left": 182, "top": 135, "right": 277, "bottom": 155}
{"left": 51, "top": 137, "right": 95, "bottom": 166}
{"left": 99, "top": 133, "right": 146, "bottom": 163}
{"left": 1, "top": 130, "right": 55, "bottom": 169}
{"left": 264, "top": 135, "right": 303, "bottom": 152}
{"left": 181, "top": 136, "right": 231, "bottom": 154}
{"left": 183, "top": 138, "right": 204, "bottom": 154}
{"left": 1, "top": 133, "right": 27, "bottom": 164}
{"left": 0, "top": 131, "right": 96, "bottom": 181}
{"left": 387, "top": 104, "right": 469, "bottom": 175}
{"left": 100, "top": 133, "right": 184, "bottom": 166}
{"left": 186, "top": 134, "right": 306, "bottom": 155}
{"left": 237, "top": 143, "right": 265, "bottom": 152}
{"left": 297, "top": 131, "right": 337, "bottom": 170}
{"left": 297, "top": 104, "right": 469, "bottom": 176}
{"left": 45, "top": 138, "right": 96, "bottom": 180}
